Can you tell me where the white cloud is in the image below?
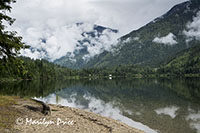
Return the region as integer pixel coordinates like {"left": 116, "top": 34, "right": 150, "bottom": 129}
{"left": 7, "top": 0, "right": 187, "bottom": 60}
{"left": 184, "top": 11, "right": 200, "bottom": 41}
{"left": 153, "top": 33, "right": 178, "bottom": 45}
{"left": 18, "top": 24, "right": 84, "bottom": 60}
{"left": 82, "top": 28, "right": 120, "bottom": 61}
{"left": 17, "top": 23, "right": 120, "bottom": 61}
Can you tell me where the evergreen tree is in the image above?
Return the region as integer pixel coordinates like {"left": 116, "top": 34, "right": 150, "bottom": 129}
{"left": 0, "top": 0, "right": 28, "bottom": 78}
{"left": 0, "top": 0, "right": 28, "bottom": 59}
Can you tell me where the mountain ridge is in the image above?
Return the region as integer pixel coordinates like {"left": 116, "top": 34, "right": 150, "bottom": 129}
{"left": 83, "top": 0, "right": 200, "bottom": 68}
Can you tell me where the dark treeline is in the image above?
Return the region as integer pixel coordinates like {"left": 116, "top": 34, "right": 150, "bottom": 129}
{"left": 79, "top": 64, "right": 200, "bottom": 78}
{"left": 1, "top": 56, "right": 200, "bottom": 81}
{"left": 79, "top": 65, "right": 156, "bottom": 78}
{"left": 0, "top": 57, "right": 79, "bottom": 81}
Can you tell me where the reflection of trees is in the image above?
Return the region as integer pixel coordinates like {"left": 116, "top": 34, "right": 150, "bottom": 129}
{"left": 160, "top": 78, "right": 200, "bottom": 103}
{"left": 46, "top": 78, "right": 200, "bottom": 105}
{"left": 2, "top": 78, "right": 199, "bottom": 133}
{"left": 0, "top": 80, "right": 72, "bottom": 97}
{"left": 1, "top": 78, "right": 199, "bottom": 103}
{"left": 54, "top": 78, "right": 200, "bottom": 133}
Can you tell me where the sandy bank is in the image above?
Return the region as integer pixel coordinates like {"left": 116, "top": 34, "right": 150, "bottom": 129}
{"left": 0, "top": 97, "right": 143, "bottom": 133}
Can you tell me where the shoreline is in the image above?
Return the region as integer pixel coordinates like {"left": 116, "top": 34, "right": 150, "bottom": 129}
{"left": 0, "top": 96, "right": 143, "bottom": 133}
{"left": 1, "top": 74, "right": 200, "bottom": 83}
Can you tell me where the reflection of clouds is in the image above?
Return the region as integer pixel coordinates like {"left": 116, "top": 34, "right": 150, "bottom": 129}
{"left": 186, "top": 108, "right": 200, "bottom": 133}
{"left": 36, "top": 93, "right": 156, "bottom": 133}
{"left": 124, "top": 109, "right": 133, "bottom": 115}
{"left": 190, "top": 122, "right": 200, "bottom": 133}
{"left": 35, "top": 93, "right": 85, "bottom": 109}
{"left": 155, "top": 106, "right": 179, "bottom": 119}
{"left": 135, "top": 112, "right": 142, "bottom": 116}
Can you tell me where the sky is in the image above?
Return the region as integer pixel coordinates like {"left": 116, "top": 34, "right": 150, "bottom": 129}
{"left": 8, "top": 0, "right": 188, "bottom": 61}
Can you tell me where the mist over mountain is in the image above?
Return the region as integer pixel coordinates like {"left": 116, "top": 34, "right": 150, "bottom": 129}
{"left": 53, "top": 23, "right": 119, "bottom": 68}
{"left": 18, "top": 0, "right": 200, "bottom": 69}
{"left": 83, "top": 0, "right": 200, "bottom": 68}
{"left": 19, "top": 22, "right": 120, "bottom": 63}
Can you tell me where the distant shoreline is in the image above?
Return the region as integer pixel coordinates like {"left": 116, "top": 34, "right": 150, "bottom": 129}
{"left": 1, "top": 73, "right": 200, "bottom": 83}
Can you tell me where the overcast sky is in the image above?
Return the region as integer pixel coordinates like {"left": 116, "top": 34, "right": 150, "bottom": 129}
{"left": 8, "top": 0, "right": 188, "bottom": 60}
{"left": 10, "top": 0, "right": 188, "bottom": 33}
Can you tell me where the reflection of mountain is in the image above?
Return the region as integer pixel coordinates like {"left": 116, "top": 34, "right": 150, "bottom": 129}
{"left": 2, "top": 78, "right": 199, "bottom": 133}
{"left": 51, "top": 79, "right": 200, "bottom": 104}
{"left": 54, "top": 23, "right": 119, "bottom": 68}
{"left": 38, "top": 78, "right": 200, "bottom": 133}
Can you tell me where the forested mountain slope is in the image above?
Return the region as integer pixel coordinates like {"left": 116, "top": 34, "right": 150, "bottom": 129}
{"left": 84, "top": 0, "right": 200, "bottom": 68}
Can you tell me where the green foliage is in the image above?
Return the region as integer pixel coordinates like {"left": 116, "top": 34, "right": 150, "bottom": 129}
{"left": 0, "top": 0, "right": 28, "bottom": 58}
{"left": 0, "top": 56, "right": 81, "bottom": 81}
{"left": 76, "top": 42, "right": 200, "bottom": 77}
{"left": 159, "top": 44, "right": 200, "bottom": 75}
{"left": 76, "top": 65, "right": 158, "bottom": 78}
{"left": 0, "top": 0, "right": 29, "bottom": 80}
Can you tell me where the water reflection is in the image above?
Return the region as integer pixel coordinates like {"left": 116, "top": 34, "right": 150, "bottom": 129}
{"left": 155, "top": 106, "right": 179, "bottom": 119}
{"left": 0, "top": 78, "right": 200, "bottom": 133}
{"left": 37, "top": 78, "right": 200, "bottom": 133}
{"left": 36, "top": 93, "right": 156, "bottom": 133}
{"left": 186, "top": 108, "right": 200, "bottom": 133}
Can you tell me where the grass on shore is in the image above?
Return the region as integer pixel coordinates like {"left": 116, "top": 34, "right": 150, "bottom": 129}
{"left": 0, "top": 95, "right": 20, "bottom": 131}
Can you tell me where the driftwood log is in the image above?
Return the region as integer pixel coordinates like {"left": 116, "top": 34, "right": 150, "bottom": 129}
{"left": 31, "top": 98, "right": 51, "bottom": 115}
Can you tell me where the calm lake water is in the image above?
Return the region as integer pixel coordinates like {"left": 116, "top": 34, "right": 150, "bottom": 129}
{"left": 1, "top": 78, "right": 200, "bottom": 133}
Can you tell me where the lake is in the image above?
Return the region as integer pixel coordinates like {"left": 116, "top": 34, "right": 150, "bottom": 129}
{"left": 1, "top": 78, "right": 200, "bottom": 133}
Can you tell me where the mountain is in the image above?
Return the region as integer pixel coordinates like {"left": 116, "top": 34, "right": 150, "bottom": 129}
{"left": 54, "top": 23, "right": 119, "bottom": 68}
{"left": 83, "top": 0, "right": 200, "bottom": 68}
{"left": 161, "top": 44, "right": 200, "bottom": 74}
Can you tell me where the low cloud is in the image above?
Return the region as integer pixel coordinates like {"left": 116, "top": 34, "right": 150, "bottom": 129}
{"left": 153, "top": 33, "right": 178, "bottom": 45}
{"left": 184, "top": 11, "right": 200, "bottom": 41}
{"left": 17, "top": 23, "right": 120, "bottom": 61}
{"left": 7, "top": 0, "right": 187, "bottom": 60}
{"left": 17, "top": 24, "right": 85, "bottom": 60}
{"left": 82, "top": 28, "right": 120, "bottom": 61}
